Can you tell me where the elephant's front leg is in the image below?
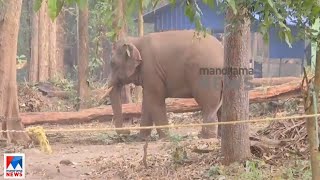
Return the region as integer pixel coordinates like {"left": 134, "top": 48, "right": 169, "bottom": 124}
{"left": 139, "top": 98, "right": 152, "bottom": 138}
{"left": 139, "top": 88, "right": 169, "bottom": 139}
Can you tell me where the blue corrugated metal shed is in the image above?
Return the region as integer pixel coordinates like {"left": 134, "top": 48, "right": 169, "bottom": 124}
{"left": 142, "top": 0, "right": 309, "bottom": 59}
{"left": 144, "top": 0, "right": 225, "bottom": 33}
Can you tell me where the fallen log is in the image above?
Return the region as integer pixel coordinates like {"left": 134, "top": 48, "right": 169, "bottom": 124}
{"left": 20, "top": 99, "right": 201, "bottom": 126}
{"left": 20, "top": 81, "right": 303, "bottom": 126}
{"left": 249, "top": 80, "right": 302, "bottom": 103}
{"left": 248, "top": 77, "right": 301, "bottom": 87}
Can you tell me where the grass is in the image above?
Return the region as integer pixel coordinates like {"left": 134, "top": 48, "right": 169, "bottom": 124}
{"left": 206, "top": 159, "right": 312, "bottom": 180}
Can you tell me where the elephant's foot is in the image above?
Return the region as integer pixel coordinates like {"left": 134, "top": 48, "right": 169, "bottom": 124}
{"left": 138, "top": 129, "right": 152, "bottom": 140}
{"left": 198, "top": 127, "right": 218, "bottom": 139}
{"left": 116, "top": 129, "right": 131, "bottom": 135}
{"left": 157, "top": 128, "right": 170, "bottom": 140}
{"left": 217, "top": 125, "right": 222, "bottom": 138}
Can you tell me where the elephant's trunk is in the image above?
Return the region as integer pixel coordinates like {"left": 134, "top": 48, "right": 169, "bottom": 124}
{"left": 109, "top": 85, "right": 130, "bottom": 135}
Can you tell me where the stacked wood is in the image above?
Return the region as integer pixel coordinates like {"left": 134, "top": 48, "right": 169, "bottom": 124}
{"left": 20, "top": 80, "right": 303, "bottom": 126}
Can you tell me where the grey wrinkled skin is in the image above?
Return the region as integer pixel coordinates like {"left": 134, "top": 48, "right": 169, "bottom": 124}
{"left": 107, "top": 30, "right": 224, "bottom": 139}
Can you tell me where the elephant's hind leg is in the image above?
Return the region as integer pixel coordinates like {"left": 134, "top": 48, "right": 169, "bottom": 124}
{"left": 192, "top": 87, "right": 221, "bottom": 139}
{"left": 198, "top": 107, "right": 219, "bottom": 139}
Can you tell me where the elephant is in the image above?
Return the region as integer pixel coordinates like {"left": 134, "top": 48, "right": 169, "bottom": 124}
{"left": 107, "top": 30, "right": 224, "bottom": 139}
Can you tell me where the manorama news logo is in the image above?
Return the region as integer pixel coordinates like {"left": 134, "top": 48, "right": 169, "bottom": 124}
{"left": 4, "top": 153, "right": 25, "bottom": 179}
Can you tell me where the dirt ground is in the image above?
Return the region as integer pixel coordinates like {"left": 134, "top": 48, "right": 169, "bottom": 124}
{"left": 0, "top": 84, "right": 312, "bottom": 180}
{"left": 0, "top": 114, "right": 265, "bottom": 180}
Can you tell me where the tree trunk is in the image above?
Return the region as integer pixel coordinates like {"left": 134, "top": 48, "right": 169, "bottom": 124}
{"left": 221, "top": 7, "right": 251, "bottom": 165}
{"left": 102, "top": 29, "right": 111, "bottom": 80}
{"left": 133, "top": 0, "right": 144, "bottom": 103}
{"left": 0, "top": 0, "right": 31, "bottom": 144}
{"left": 77, "top": 1, "right": 90, "bottom": 110}
{"left": 29, "top": 0, "right": 39, "bottom": 83}
{"left": 38, "top": 0, "right": 49, "bottom": 82}
{"left": 25, "top": 0, "right": 32, "bottom": 61}
{"left": 305, "top": 43, "right": 320, "bottom": 180}
{"left": 49, "top": 17, "right": 57, "bottom": 79}
{"left": 56, "top": 9, "right": 66, "bottom": 78}
{"left": 113, "top": 0, "right": 132, "bottom": 105}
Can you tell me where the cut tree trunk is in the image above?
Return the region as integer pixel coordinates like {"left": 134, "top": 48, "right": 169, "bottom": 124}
{"left": 19, "top": 81, "right": 303, "bottom": 126}
{"left": 221, "top": 7, "right": 251, "bottom": 165}
{"left": 0, "top": 0, "right": 31, "bottom": 144}
{"left": 77, "top": 1, "right": 90, "bottom": 110}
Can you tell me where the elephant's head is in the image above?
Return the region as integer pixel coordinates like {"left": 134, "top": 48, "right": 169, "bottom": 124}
{"left": 107, "top": 41, "right": 142, "bottom": 135}
{"left": 108, "top": 42, "right": 142, "bottom": 87}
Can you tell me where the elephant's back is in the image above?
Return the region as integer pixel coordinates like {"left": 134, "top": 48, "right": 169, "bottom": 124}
{"left": 142, "top": 30, "right": 224, "bottom": 65}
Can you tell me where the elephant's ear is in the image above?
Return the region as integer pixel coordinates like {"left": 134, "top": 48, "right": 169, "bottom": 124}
{"left": 123, "top": 43, "right": 142, "bottom": 61}
{"left": 123, "top": 43, "right": 142, "bottom": 77}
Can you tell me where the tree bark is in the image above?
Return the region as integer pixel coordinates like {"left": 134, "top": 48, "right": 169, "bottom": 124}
{"left": 49, "top": 17, "right": 57, "bottom": 79}
{"left": 38, "top": 0, "right": 49, "bottom": 82}
{"left": 102, "top": 28, "right": 111, "bottom": 80}
{"left": 29, "top": 0, "right": 39, "bottom": 83}
{"left": 0, "top": 0, "right": 31, "bottom": 144}
{"left": 112, "top": 0, "right": 132, "bottom": 105}
{"left": 221, "top": 7, "right": 251, "bottom": 165}
{"left": 305, "top": 43, "right": 320, "bottom": 180}
{"left": 133, "top": 0, "right": 144, "bottom": 103}
{"left": 25, "top": 0, "right": 32, "bottom": 61}
{"left": 56, "top": 9, "right": 66, "bottom": 78}
{"left": 77, "top": 1, "right": 90, "bottom": 110}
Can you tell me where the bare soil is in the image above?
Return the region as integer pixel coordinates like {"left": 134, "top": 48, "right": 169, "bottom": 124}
{"left": 0, "top": 84, "right": 311, "bottom": 180}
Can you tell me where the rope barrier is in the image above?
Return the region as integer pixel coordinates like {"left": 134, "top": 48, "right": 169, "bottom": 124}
{"left": 1, "top": 113, "right": 320, "bottom": 133}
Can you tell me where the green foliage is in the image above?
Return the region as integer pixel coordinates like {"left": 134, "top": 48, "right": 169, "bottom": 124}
{"left": 74, "top": 0, "right": 87, "bottom": 10}
{"left": 205, "top": 159, "right": 311, "bottom": 180}
{"left": 47, "top": 0, "right": 64, "bottom": 20}
{"left": 16, "top": 54, "right": 26, "bottom": 62}
{"left": 168, "top": 134, "right": 188, "bottom": 165}
{"left": 50, "top": 75, "right": 75, "bottom": 92}
{"left": 240, "top": 160, "right": 265, "bottom": 180}
{"left": 225, "top": 0, "right": 236, "bottom": 14}
{"left": 33, "top": 0, "right": 43, "bottom": 11}
{"left": 183, "top": 0, "right": 320, "bottom": 48}
{"left": 282, "top": 160, "right": 312, "bottom": 179}
{"left": 36, "top": 0, "right": 320, "bottom": 48}
{"left": 34, "top": 0, "right": 87, "bottom": 20}
{"left": 186, "top": 0, "right": 208, "bottom": 34}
